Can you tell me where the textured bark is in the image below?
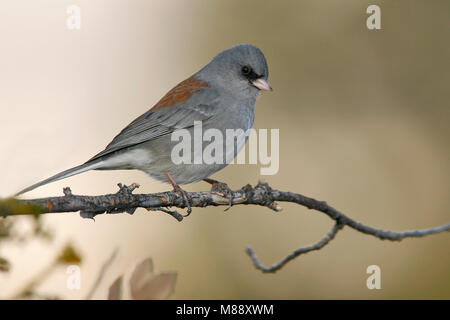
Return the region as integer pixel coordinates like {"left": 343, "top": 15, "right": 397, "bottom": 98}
{"left": 5, "top": 182, "right": 449, "bottom": 273}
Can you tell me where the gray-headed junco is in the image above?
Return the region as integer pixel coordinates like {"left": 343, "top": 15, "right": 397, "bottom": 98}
{"left": 16, "top": 44, "right": 271, "bottom": 212}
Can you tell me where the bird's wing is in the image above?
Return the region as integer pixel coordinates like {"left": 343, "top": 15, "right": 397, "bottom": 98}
{"left": 87, "top": 80, "right": 220, "bottom": 162}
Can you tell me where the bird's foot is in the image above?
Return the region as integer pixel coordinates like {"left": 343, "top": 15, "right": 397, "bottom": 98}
{"left": 165, "top": 172, "right": 192, "bottom": 216}
{"left": 203, "top": 178, "right": 234, "bottom": 211}
{"left": 172, "top": 184, "right": 192, "bottom": 216}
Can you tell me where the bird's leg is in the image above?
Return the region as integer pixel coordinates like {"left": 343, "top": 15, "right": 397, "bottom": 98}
{"left": 203, "top": 178, "right": 234, "bottom": 210}
{"left": 165, "top": 172, "right": 192, "bottom": 216}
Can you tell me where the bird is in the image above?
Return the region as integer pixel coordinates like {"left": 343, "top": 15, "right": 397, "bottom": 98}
{"left": 15, "top": 44, "right": 272, "bottom": 214}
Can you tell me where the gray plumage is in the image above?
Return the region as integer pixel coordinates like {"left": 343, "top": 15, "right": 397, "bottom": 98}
{"left": 15, "top": 44, "right": 270, "bottom": 196}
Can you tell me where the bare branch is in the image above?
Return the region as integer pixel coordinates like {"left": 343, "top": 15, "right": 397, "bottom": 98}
{"left": 3, "top": 182, "right": 449, "bottom": 273}
{"left": 246, "top": 221, "right": 344, "bottom": 273}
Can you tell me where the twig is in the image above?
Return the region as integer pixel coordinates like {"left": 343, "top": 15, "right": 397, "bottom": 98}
{"left": 4, "top": 182, "right": 449, "bottom": 273}
{"left": 246, "top": 221, "right": 344, "bottom": 273}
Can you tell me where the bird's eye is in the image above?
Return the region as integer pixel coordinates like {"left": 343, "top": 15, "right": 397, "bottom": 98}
{"left": 241, "top": 66, "right": 251, "bottom": 75}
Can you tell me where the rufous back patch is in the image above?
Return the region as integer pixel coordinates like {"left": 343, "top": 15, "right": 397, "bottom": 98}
{"left": 151, "top": 76, "right": 208, "bottom": 111}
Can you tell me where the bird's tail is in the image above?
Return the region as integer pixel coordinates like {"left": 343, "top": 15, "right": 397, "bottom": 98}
{"left": 14, "top": 160, "right": 104, "bottom": 197}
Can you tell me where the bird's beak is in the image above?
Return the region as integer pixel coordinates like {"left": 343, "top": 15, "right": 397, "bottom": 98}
{"left": 251, "top": 78, "right": 272, "bottom": 91}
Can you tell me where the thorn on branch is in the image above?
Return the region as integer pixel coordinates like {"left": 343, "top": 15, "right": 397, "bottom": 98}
{"left": 247, "top": 182, "right": 283, "bottom": 212}
{"left": 145, "top": 207, "right": 183, "bottom": 222}
{"left": 117, "top": 183, "right": 140, "bottom": 195}
{"left": 80, "top": 210, "right": 102, "bottom": 220}
{"left": 63, "top": 187, "right": 72, "bottom": 196}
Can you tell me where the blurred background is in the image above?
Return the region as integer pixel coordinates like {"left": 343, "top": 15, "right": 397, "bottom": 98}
{"left": 0, "top": 0, "right": 449, "bottom": 299}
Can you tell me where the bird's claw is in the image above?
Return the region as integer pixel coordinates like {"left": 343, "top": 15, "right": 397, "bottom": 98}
{"left": 204, "top": 179, "right": 234, "bottom": 211}
{"left": 172, "top": 184, "right": 192, "bottom": 217}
